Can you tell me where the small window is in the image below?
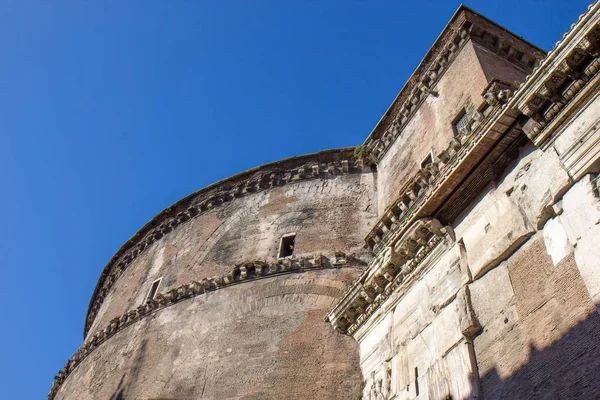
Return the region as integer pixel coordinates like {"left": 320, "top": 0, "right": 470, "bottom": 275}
{"left": 453, "top": 109, "right": 469, "bottom": 135}
{"left": 146, "top": 278, "right": 162, "bottom": 301}
{"left": 278, "top": 233, "right": 296, "bottom": 258}
{"left": 420, "top": 151, "right": 433, "bottom": 169}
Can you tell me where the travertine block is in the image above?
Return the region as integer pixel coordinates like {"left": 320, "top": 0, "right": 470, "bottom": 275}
{"left": 559, "top": 174, "right": 600, "bottom": 244}
{"left": 461, "top": 195, "right": 534, "bottom": 279}
{"left": 542, "top": 217, "right": 573, "bottom": 265}
{"left": 574, "top": 223, "right": 600, "bottom": 311}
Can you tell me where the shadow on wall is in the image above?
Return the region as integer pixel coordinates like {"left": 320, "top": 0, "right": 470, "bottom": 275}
{"left": 110, "top": 375, "right": 126, "bottom": 400}
{"left": 109, "top": 339, "right": 148, "bottom": 400}
{"left": 474, "top": 308, "right": 600, "bottom": 400}
{"left": 101, "top": 310, "right": 600, "bottom": 400}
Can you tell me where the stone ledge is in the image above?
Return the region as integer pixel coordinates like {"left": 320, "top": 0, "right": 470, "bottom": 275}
{"left": 51, "top": 252, "right": 362, "bottom": 400}
{"left": 327, "top": 219, "right": 455, "bottom": 335}
{"left": 361, "top": 6, "right": 544, "bottom": 164}
{"left": 365, "top": 83, "right": 519, "bottom": 254}
{"left": 84, "top": 147, "right": 371, "bottom": 337}
{"left": 514, "top": 1, "right": 600, "bottom": 147}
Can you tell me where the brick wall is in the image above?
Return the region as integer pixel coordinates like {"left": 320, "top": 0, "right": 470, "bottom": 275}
{"left": 88, "top": 172, "right": 377, "bottom": 338}
{"left": 472, "top": 233, "right": 600, "bottom": 399}
{"left": 56, "top": 270, "right": 365, "bottom": 400}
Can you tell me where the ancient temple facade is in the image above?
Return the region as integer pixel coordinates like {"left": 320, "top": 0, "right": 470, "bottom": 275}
{"left": 50, "top": 3, "right": 600, "bottom": 400}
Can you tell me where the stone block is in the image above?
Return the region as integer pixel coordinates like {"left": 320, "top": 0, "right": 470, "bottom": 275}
{"left": 542, "top": 217, "right": 573, "bottom": 266}
{"left": 469, "top": 262, "right": 514, "bottom": 328}
{"left": 574, "top": 223, "right": 600, "bottom": 311}
{"left": 461, "top": 195, "right": 534, "bottom": 279}
{"left": 455, "top": 286, "right": 481, "bottom": 338}
{"left": 559, "top": 174, "right": 600, "bottom": 244}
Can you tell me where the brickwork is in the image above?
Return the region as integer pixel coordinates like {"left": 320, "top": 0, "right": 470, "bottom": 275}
{"left": 55, "top": 269, "right": 364, "bottom": 400}
{"left": 473, "top": 234, "right": 600, "bottom": 399}
{"left": 88, "top": 173, "right": 377, "bottom": 337}
{"left": 50, "top": 3, "right": 600, "bottom": 400}
{"left": 376, "top": 41, "right": 489, "bottom": 215}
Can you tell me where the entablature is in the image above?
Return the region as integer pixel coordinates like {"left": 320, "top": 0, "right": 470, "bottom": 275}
{"left": 515, "top": 1, "right": 600, "bottom": 148}
{"left": 364, "top": 81, "right": 520, "bottom": 254}
{"left": 327, "top": 218, "right": 455, "bottom": 335}
{"left": 85, "top": 148, "right": 371, "bottom": 338}
{"left": 361, "top": 6, "right": 544, "bottom": 165}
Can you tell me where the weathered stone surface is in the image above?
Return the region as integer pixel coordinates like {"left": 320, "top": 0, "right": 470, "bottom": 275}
{"left": 472, "top": 233, "right": 600, "bottom": 400}
{"left": 55, "top": 270, "right": 364, "bottom": 400}
{"left": 355, "top": 239, "right": 476, "bottom": 400}
{"left": 574, "top": 222, "right": 600, "bottom": 310}
{"left": 559, "top": 174, "right": 600, "bottom": 243}
{"left": 88, "top": 173, "right": 377, "bottom": 337}
{"left": 460, "top": 194, "right": 534, "bottom": 279}
{"left": 506, "top": 147, "right": 571, "bottom": 229}
{"left": 543, "top": 216, "right": 573, "bottom": 265}
{"left": 553, "top": 95, "right": 600, "bottom": 179}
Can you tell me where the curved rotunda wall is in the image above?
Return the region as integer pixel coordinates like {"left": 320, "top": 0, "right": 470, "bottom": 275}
{"left": 51, "top": 149, "right": 378, "bottom": 400}
{"left": 56, "top": 269, "right": 365, "bottom": 400}
{"left": 88, "top": 170, "right": 377, "bottom": 338}
{"left": 85, "top": 149, "right": 377, "bottom": 338}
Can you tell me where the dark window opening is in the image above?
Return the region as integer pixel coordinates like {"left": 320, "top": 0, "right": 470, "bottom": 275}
{"left": 146, "top": 278, "right": 161, "bottom": 301}
{"left": 415, "top": 367, "right": 419, "bottom": 396}
{"left": 420, "top": 152, "right": 433, "bottom": 169}
{"left": 278, "top": 234, "right": 296, "bottom": 258}
{"left": 453, "top": 109, "right": 469, "bottom": 135}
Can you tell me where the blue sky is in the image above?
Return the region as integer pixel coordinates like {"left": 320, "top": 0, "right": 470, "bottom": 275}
{"left": 0, "top": 1, "right": 592, "bottom": 398}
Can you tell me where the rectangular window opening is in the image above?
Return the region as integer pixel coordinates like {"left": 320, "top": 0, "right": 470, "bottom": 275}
{"left": 146, "top": 278, "right": 162, "bottom": 302}
{"left": 278, "top": 233, "right": 296, "bottom": 259}
{"left": 453, "top": 109, "right": 469, "bottom": 136}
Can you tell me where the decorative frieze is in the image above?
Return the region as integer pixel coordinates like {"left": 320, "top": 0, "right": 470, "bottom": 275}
{"left": 327, "top": 219, "right": 454, "bottom": 335}
{"left": 515, "top": 2, "right": 600, "bottom": 147}
{"left": 85, "top": 149, "right": 370, "bottom": 336}
{"left": 360, "top": 9, "right": 543, "bottom": 165}
{"left": 364, "top": 83, "right": 515, "bottom": 254}
{"left": 51, "top": 252, "right": 357, "bottom": 400}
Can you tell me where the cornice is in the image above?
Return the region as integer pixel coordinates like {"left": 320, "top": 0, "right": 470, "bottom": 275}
{"left": 364, "top": 80, "right": 519, "bottom": 255}
{"left": 513, "top": 1, "right": 600, "bottom": 147}
{"left": 328, "top": 80, "right": 525, "bottom": 335}
{"left": 327, "top": 218, "right": 454, "bottom": 335}
{"left": 52, "top": 252, "right": 362, "bottom": 400}
{"left": 360, "top": 6, "right": 544, "bottom": 165}
{"left": 84, "top": 148, "right": 371, "bottom": 337}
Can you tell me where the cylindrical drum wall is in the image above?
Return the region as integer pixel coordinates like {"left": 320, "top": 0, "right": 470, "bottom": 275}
{"left": 52, "top": 149, "right": 378, "bottom": 400}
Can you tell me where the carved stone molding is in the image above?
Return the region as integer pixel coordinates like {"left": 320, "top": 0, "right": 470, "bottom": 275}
{"left": 50, "top": 252, "right": 359, "bottom": 400}
{"left": 364, "top": 85, "right": 518, "bottom": 255}
{"left": 360, "top": 7, "right": 544, "bottom": 165}
{"left": 327, "top": 219, "right": 454, "bottom": 335}
{"left": 514, "top": 2, "right": 600, "bottom": 147}
{"left": 84, "top": 148, "right": 370, "bottom": 337}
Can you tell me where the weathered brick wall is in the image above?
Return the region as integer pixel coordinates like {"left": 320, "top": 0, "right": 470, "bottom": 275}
{"left": 88, "top": 172, "right": 377, "bottom": 337}
{"left": 376, "top": 41, "right": 490, "bottom": 215}
{"left": 471, "top": 234, "right": 600, "bottom": 399}
{"left": 473, "top": 42, "right": 529, "bottom": 84}
{"left": 56, "top": 269, "right": 365, "bottom": 400}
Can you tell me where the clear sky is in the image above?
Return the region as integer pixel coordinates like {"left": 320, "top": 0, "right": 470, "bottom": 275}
{"left": 0, "top": 1, "right": 593, "bottom": 398}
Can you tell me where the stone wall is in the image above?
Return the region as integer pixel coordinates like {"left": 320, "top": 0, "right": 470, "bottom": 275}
{"left": 355, "top": 240, "right": 478, "bottom": 400}
{"left": 352, "top": 139, "right": 600, "bottom": 399}
{"left": 88, "top": 172, "right": 377, "bottom": 338}
{"left": 472, "top": 234, "right": 600, "bottom": 399}
{"left": 55, "top": 269, "right": 365, "bottom": 400}
{"left": 376, "top": 41, "right": 489, "bottom": 215}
